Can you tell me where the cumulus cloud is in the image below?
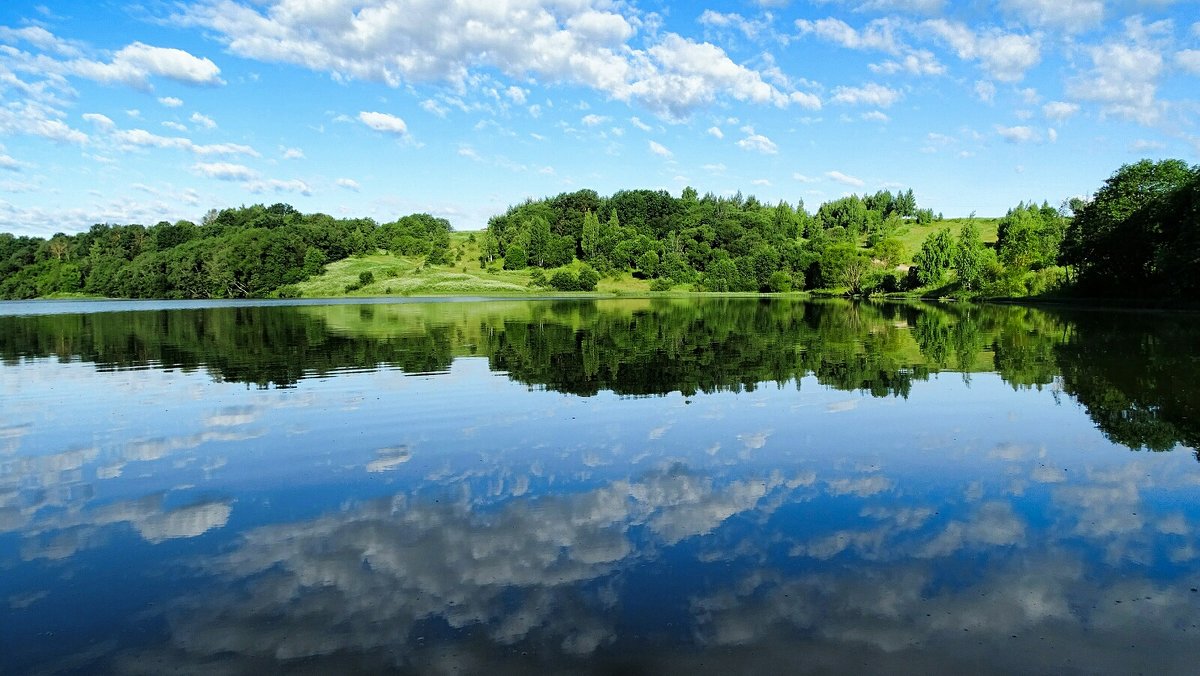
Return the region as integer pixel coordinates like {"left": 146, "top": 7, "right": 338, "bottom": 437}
{"left": 70, "top": 42, "right": 223, "bottom": 89}
{"left": 706, "top": 126, "right": 724, "bottom": 139}
{"left": 1066, "top": 41, "right": 1163, "bottom": 124}
{"left": 923, "top": 19, "right": 1040, "bottom": 82}
{"left": 995, "top": 125, "right": 1044, "bottom": 143}
{"left": 831, "top": 82, "right": 902, "bottom": 107}
{"left": 1000, "top": 0, "right": 1104, "bottom": 33}
{"left": 1043, "top": 101, "right": 1080, "bottom": 120}
{"left": 795, "top": 17, "right": 904, "bottom": 54}
{"left": 736, "top": 133, "right": 778, "bottom": 154}
{"left": 648, "top": 140, "right": 673, "bottom": 157}
{"left": 1176, "top": 50, "right": 1200, "bottom": 76}
{"left": 177, "top": 0, "right": 817, "bottom": 119}
{"left": 335, "top": 177, "right": 360, "bottom": 191}
{"left": 826, "top": 170, "right": 865, "bottom": 187}
{"left": 581, "top": 113, "right": 608, "bottom": 127}
{"left": 157, "top": 96, "right": 183, "bottom": 107}
{"left": 245, "top": 178, "right": 312, "bottom": 196}
{"left": 358, "top": 111, "right": 408, "bottom": 135}
{"left": 192, "top": 161, "right": 256, "bottom": 180}
{"left": 190, "top": 112, "right": 217, "bottom": 129}
{"left": 111, "top": 128, "right": 259, "bottom": 156}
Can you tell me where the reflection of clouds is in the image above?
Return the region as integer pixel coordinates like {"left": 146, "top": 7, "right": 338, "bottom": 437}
{"left": 122, "top": 466, "right": 778, "bottom": 670}
{"left": 736, "top": 430, "right": 770, "bottom": 450}
{"left": 203, "top": 406, "right": 260, "bottom": 427}
{"left": 0, "top": 422, "right": 32, "bottom": 453}
{"left": 918, "top": 501, "right": 1025, "bottom": 558}
{"left": 1031, "top": 465, "right": 1067, "bottom": 483}
{"left": 20, "top": 495, "right": 232, "bottom": 560}
{"left": 367, "top": 445, "right": 411, "bottom": 472}
{"left": 826, "top": 475, "right": 893, "bottom": 497}
{"left": 691, "top": 550, "right": 1198, "bottom": 675}
{"left": 826, "top": 398, "right": 859, "bottom": 413}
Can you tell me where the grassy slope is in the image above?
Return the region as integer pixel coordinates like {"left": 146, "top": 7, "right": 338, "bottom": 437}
{"left": 293, "top": 221, "right": 1002, "bottom": 298}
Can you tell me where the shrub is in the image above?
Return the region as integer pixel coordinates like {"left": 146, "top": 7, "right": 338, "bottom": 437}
{"left": 577, "top": 265, "right": 600, "bottom": 291}
{"left": 650, "top": 278, "right": 673, "bottom": 291}
{"left": 529, "top": 268, "right": 548, "bottom": 287}
{"left": 766, "top": 270, "right": 792, "bottom": 293}
{"left": 358, "top": 271, "right": 375, "bottom": 286}
{"left": 549, "top": 270, "right": 579, "bottom": 291}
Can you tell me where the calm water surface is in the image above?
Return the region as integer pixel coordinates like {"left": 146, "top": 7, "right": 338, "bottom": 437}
{"left": 1, "top": 298, "right": 1198, "bottom": 674}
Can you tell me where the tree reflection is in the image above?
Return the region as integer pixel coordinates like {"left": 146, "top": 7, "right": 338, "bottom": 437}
{"left": 0, "top": 298, "right": 1195, "bottom": 453}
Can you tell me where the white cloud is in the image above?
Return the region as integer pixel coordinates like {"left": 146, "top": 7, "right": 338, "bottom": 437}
{"left": 795, "top": 17, "right": 903, "bottom": 54}
{"left": 648, "top": 140, "right": 672, "bottom": 157}
{"left": 1066, "top": 41, "right": 1163, "bottom": 124}
{"left": 581, "top": 114, "right": 608, "bottom": 127}
{"left": 831, "top": 83, "right": 902, "bottom": 107}
{"left": 707, "top": 126, "right": 724, "bottom": 139}
{"left": 192, "top": 161, "right": 256, "bottom": 180}
{"left": 70, "top": 42, "right": 223, "bottom": 89}
{"left": 245, "top": 178, "right": 312, "bottom": 195}
{"left": 162, "top": 121, "right": 188, "bottom": 132}
{"left": 752, "top": 178, "right": 772, "bottom": 186}
{"left": 0, "top": 103, "right": 88, "bottom": 145}
{"left": 0, "top": 154, "right": 22, "bottom": 171}
{"left": 869, "top": 50, "right": 945, "bottom": 76}
{"left": 1176, "top": 50, "right": 1200, "bottom": 75}
{"left": 702, "top": 163, "right": 726, "bottom": 172}
{"left": 699, "top": 10, "right": 780, "bottom": 43}
{"left": 1042, "top": 101, "right": 1079, "bottom": 120}
{"left": 826, "top": 170, "right": 865, "bottom": 187}
{"left": 281, "top": 146, "right": 304, "bottom": 160}
{"left": 112, "top": 128, "right": 259, "bottom": 156}
{"left": 157, "top": 96, "right": 183, "bottom": 107}
{"left": 358, "top": 111, "right": 408, "bottom": 135}
{"left": 923, "top": 20, "right": 1040, "bottom": 82}
{"left": 861, "top": 110, "right": 889, "bottom": 122}
{"left": 630, "top": 117, "right": 652, "bottom": 131}
{"left": 420, "top": 99, "right": 449, "bottom": 118}
{"left": 975, "top": 80, "right": 996, "bottom": 103}
{"left": 335, "top": 177, "right": 360, "bottom": 191}
{"left": 737, "top": 133, "right": 778, "bottom": 154}
{"left": 179, "top": 1, "right": 816, "bottom": 120}
{"left": 995, "top": 125, "right": 1042, "bottom": 143}
{"left": 82, "top": 112, "right": 115, "bottom": 130}
{"left": 1000, "top": 0, "right": 1104, "bottom": 33}
{"left": 0, "top": 25, "right": 83, "bottom": 57}
{"left": 190, "top": 112, "right": 216, "bottom": 129}
{"left": 505, "top": 86, "right": 527, "bottom": 104}
{"left": 793, "top": 173, "right": 815, "bottom": 182}
{"left": 1129, "top": 139, "right": 1166, "bottom": 152}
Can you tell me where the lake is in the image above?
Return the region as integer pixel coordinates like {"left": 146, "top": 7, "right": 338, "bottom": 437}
{"left": 1, "top": 297, "right": 1198, "bottom": 674}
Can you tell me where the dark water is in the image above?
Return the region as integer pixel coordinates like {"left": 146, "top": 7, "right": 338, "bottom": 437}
{"left": 1, "top": 297, "right": 1198, "bottom": 674}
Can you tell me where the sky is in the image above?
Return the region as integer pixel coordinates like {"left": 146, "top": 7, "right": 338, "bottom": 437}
{"left": 0, "top": 0, "right": 1198, "bottom": 236}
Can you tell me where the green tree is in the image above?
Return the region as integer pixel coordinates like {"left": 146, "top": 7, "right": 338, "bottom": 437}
{"left": 954, "top": 222, "right": 986, "bottom": 291}
{"left": 913, "top": 228, "right": 956, "bottom": 286}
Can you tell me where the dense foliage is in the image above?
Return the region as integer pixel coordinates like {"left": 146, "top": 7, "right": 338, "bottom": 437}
{"left": 0, "top": 158, "right": 1196, "bottom": 300}
{"left": 0, "top": 204, "right": 449, "bottom": 300}
{"left": 484, "top": 186, "right": 936, "bottom": 293}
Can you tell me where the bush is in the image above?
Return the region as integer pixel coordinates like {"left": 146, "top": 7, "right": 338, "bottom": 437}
{"left": 766, "top": 270, "right": 792, "bottom": 293}
{"left": 529, "top": 268, "right": 548, "bottom": 287}
{"left": 549, "top": 270, "right": 579, "bottom": 291}
{"left": 577, "top": 265, "right": 599, "bottom": 291}
{"left": 650, "top": 278, "right": 673, "bottom": 291}
{"left": 358, "top": 271, "right": 375, "bottom": 286}
{"left": 344, "top": 282, "right": 362, "bottom": 292}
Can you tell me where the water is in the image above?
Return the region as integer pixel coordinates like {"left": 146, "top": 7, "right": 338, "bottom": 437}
{"left": 1, "top": 297, "right": 1197, "bottom": 674}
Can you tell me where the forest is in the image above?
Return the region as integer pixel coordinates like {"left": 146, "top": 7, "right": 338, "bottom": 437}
{"left": 0, "top": 158, "right": 1196, "bottom": 300}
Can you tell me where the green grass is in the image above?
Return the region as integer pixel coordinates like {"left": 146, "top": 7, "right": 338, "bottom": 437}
{"left": 891, "top": 218, "right": 1001, "bottom": 263}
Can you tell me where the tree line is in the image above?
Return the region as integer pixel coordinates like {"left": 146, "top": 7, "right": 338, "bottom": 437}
{"left": 0, "top": 158, "right": 1196, "bottom": 300}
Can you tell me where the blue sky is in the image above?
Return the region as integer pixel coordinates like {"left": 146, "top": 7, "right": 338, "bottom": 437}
{"left": 0, "top": 0, "right": 1198, "bottom": 235}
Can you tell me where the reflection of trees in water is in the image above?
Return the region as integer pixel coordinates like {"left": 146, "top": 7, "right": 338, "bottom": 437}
{"left": 0, "top": 299, "right": 1196, "bottom": 452}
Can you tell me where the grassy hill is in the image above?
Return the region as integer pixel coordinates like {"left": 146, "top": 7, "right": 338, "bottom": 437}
{"left": 290, "top": 220, "right": 1003, "bottom": 298}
